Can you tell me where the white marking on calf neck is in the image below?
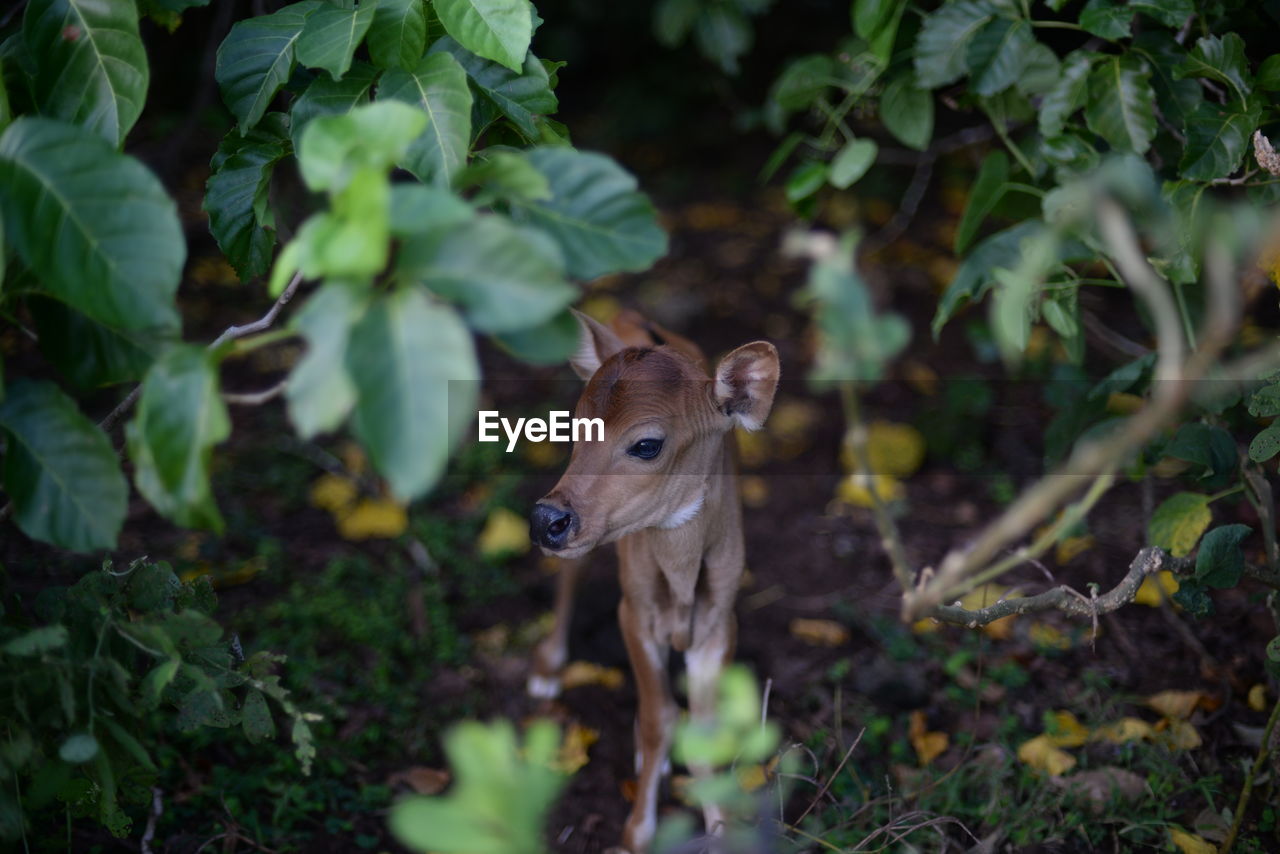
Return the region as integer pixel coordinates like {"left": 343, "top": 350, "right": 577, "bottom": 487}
{"left": 658, "top": 491, "right": 705, "bottom": 529}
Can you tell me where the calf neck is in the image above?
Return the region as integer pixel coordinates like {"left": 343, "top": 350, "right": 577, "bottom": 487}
{"left": 528, "top": 310, "right": 779, "bottom": 853}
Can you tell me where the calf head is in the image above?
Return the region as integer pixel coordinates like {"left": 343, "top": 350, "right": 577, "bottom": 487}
{"left": 530, "top": 311, "right": 779, "bottom": 557}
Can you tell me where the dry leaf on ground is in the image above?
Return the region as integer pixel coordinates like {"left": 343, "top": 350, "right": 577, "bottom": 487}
{"left": 909, "top": 710, "right": 948, "bottom": 766}
{"left": 1090, "top": 717, "right": 1155, "bottom": 744}
{"left": 1043, "top": 711, "right": 1089, "bottom": 747}
{"left": 789, "top": 618, "right": 849, "bottom": 647}
{"left": 337, "top": 497, "right": 408, "bottom": 540}
{"left": 1017, "top": 734, "right": 1077, "bottom": 776}
{"left": 1050, "top": 767, "right": 1147, "bottom": 812}
{"left": 1168, "top": 827, "right": 1217, "bottom": 854}
{"left": 555, "top": 722, "right": 599, "bottom": 774}
{"left": 1147, "top": 690, "right": 1210, "bottom": 719}
{"left": 477, "top": 507, "right": 530, "bottom": 559}
{"left": 1134, "top": 571, "right": 1179, "bottom": 606}
{"left": 385, "top": 766, "right": 450, "bottom": 795}
{"left": 560, "top": 661, "right": 626, "bottom": 691}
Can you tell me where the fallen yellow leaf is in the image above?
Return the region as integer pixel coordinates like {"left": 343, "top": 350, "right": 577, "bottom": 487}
{"left": 1029, "top": 622, "right": 1072, "bottom": 651}
{"left": 1090, "top": 717, "right": 1155, "bottom": 744}
{"left": 1055, "top": 534, "right": 1095, "bottom": 565}
{"left": 1043, "top": 711, "right": 1090, "bottom": 748}
{"left": 385, "top": 766, "right": 450, "bottom": 795}
{"left": 337, "top": 497, "right": 408, "bottom": 540}
{"left": 1158, "top": 718, "right": 1203, "bottom": 750}
{"left": 737, "top": 764, "right": 767, "bottom": 792}
{"left": 1017, "top": 734, "right": 1077, "bottom": 776}
{"left": 739, "top": 475, "right": 769, "bottom": 508}
{"left": 1248, "top": 683, "right": 1267, "bottom": 712}
{"left": 957, "top": 584, "right": 1020, "bottom": 640}
{"left": 338, "top": 441, "right": 368, "bottom": 476}
{"left": 1134, "top": 571, "right": 1179, "bottom": 607}
{"left": 477, "top": 508, "right": 530, "bottom": 559}
{"left": 555, "top": 722, "right": 599, "bottom": 774}
{"left": 911, "top": 618, "right": 939, "bottom": 634}
{"left": 1169, "top": 827, "right": 1217, "bottom": 854}
{"left": 767, "top": 399, "right": 820, "bottom": 460}
{"left": 735, "top": 428, "right": 769, "bottom": 468}
{"left": 841, "top": 421, "right": 926, "bottom": 478}
{"left": 1147, "top": 690, "right": 1208, "bottom": 719}
{"left": 560, "top": 661, "right": 626, "bottom": 691}
{"left": 309, "top": 473, "right": 357, "bottom": 512}
{"left": 909, "top": 710, "right": 948, "bottom": 766}
{"left": 837, "top": 472, "right": 905, "bottom": 507}
{"left": 788, "top": 618, "right": 849, "bottom": 647}
{"left": 578, "top": 295, "right": 621, "bottom": 324}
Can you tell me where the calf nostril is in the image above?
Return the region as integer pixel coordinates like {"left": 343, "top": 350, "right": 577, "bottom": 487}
{"left": 548, "top": 515, "right": 570, "bottom": 537}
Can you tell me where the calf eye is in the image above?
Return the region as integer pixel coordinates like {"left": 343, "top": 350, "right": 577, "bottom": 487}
{"left": 627, "top": 438, "right": 664, "bottom": 459}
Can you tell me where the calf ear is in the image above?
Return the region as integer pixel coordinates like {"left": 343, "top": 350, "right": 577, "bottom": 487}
{"left": 569, "top": 309, "right": 626, "bottom": 380}
{"left": 714, "top": 342, "right": 780, "bottom": 431}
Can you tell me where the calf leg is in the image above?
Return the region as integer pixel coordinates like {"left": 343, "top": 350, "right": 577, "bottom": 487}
{"left": 618, "top": 597, "right": 676, "bottom": 854}
{"left": 528, "top": 555, "right": 586, "bottom": 698}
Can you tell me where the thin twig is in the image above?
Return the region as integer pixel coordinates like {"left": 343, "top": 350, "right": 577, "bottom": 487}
{"left": 1222, "top": 692, "right": 1280, "bottom": 852}
{"left": 140, "top": 787, "right": 163, "bottom": 854}
{"left": 223, "top": 379, "right": 287, "bottom": 406}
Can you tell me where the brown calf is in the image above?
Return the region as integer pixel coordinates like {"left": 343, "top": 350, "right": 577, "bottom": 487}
{"left": 528, "top": 310, "right": 779, "bottom": 853}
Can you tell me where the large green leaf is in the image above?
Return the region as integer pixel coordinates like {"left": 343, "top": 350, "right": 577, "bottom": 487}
{"left": 434, "top": 0, "right": 532, "bottom": 73}
{"left": 0, "top": 117, "right": 183, "bottom": 333}
{"left": 295, "top": 0, "right": 377, "bottom": 81}
{"left": 1130, "top": 33, "right": 1202, "bottom": 133}
{"left": 345, "top": 286, "right": 479, "bottom": 500}
{"left": 1176, "top": 33, "right": 1252, "bottom": 104}
{"left": 23, "top": 0, "right": 149, "bottom": 147}
{"left": 397, "top": 215, "right": 574, "bottom": 333}
{"left": 431, "top": 36, "right": 556, "bottom": 139}
{"left": 954, "top": 150, "right": 1007, "bottom": 254}
{"left": 205, "top": 113, "right": 290, "bottom": 281}
{"left": 29, "top": 297, "right": 159, "bottom": 388}
{"left": 1038, "top": 51, "right": 1097, "bottom": 138}
{"left": 879, "top": 73, "right": 933, "bottom": 150}
{"left": 126, "top": 345, "right": 230, "bottom": 531}
{"left": 965, "top": 16, "right": 1034, "bottom": 97}
{"left": 1195, "top": 524, "right": 1251, "bottom": 588}
{"left": 932, "top": 220, "right": 1041, "bottom": 337}
{"left": 507, "top": 148, "right": 667, "bottom": 280}
{"left": 913, "top": 0, "right": 993, "bottom": 88}
{"left": 1179, "top": 101, "right": 1256, "bottom": 180}
{"left": 296, "top": 99, "right": 427, "bottom": 192}
{"left": 1084, "top": 54, "right": 1156, "bottom": 154}
{"left": 827, "top": 139, "right": 878, "bottom": 189}
{"left": 770, "top": 55, "right": 834, "bottom": 112}
{"left": 0, "top": 380, "right": 127, "bottom": 550}
{"left": 1077, "top": 0, "right": 1131, "bottom": 40}
{"left": 1148, "top": 491, "right": 1211, "bottom": 557}
{"left": 1249, "top": 422, "right": 1280, "bottom": 463}
{"left": 1129, "top": 0, "right": 1193, "bottom": 28}
{"left": 1259, "top": 55, "right": 1280, "bottom": 91}
{"left": 286, "top": 280, "right": 367, "bottom": 439}
{"left": 290, "top": 62, "right": 378, "bottom": 150}
{"left": 377, "top": 52, "right": 473, "bottom": 184}
{"left": 215, "top": 1, "right": 320, "bottom": 131}
{"left": 492, "top": 308, "right": 578, "bottom": 365}
{"left": 368, "top": 0, "right": 428, "bottom": 70}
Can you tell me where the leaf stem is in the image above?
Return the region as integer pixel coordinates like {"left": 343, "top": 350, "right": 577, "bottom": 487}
{"left": 1031, "top": 20, "right": 1085, "bottom": 30}
{"left": 1205, "top": 484, "right": 1244, "bottom": 504}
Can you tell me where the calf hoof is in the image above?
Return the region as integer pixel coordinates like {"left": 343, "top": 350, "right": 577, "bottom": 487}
{"left": 526, "top": 672, "right": 562, "bottom": 699}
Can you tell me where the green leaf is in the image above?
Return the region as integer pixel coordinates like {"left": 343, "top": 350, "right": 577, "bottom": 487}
{"left": 770, "top": 54, "right": 834, "bottom": 112}
{"left": 388, "top": 182, "right": 475, "bottom": 235}
{"left": 1259, "top": 55, "right": 1280, "bottom": 91}
{"left": 1129, "top": 0, "right": 1193, "bottom": 28}
{"left": 0, "top": 380, "right": 127, "bottom": 551}
{"left": 377, "top": 52, "right": 473, "bottom": 183}
{"left": 285, "top": 280, "right": 367, "bottom": 439}
{"left": 492, "top": 308, "right": 578, "bottom": 365}
{"left": 58, "top": 733, "right": 99, "bottom": 764}
{"left": 1084, "top": 54, "right": 1157, "bottom": 154}
{"left": 140, "top": 658, "right": 180, "bottom": 706}
{"left": 653, "top": 0, "right": 698, "bottom": 47}
{"left": 32, "top": 302, "right": 157, "bottom": 395}
{"left": 1016, "top": 42, "right": 1061, "bottom": 96}
{"left": 431, "top": 37, "right": 556, "bottom": 140}
{"left": 345, "top": 287, "right": 479, "bottom": 500}
{"left": 433, "top": 0, "right": 532, "bottom": 73}
{"left": 126, "top": 345, "right": 231, "bottom": 531}
{"left": 2, "top": 625, "right": 69, "bottom": 656}
{"left": 1078, "top": 0, "right": 1131, "bottom": 40}
{"left": 1172, "top": 579, "right": 1213, "bottom": 618}
{"left": 215, "top": 1, "right": 321, "bottom": 131}
{"left": 205, "top": 114, "right": 290, "bottom": 281}
{"left": 1164, "top": 422, "right": 1237, "bottom": 486}
{"left": 240, "top": 690, "right": 276, "bottom": 743}
{"left": 453, "top": 149, "right": 550, "bottom": 202}
{"left": 1249, "top": 422, "right": 1280, "bottom": 463}
{"left": 295, "top": 0, "right": 377, "bottom": 81}
{"left": 0, "top": 117, "right": 183, "bottom": 333}
{"left": 879, "top": 73, "right": 933, "bottom": 150}
{"left": 1247, "top": 383, "right": 1280, "bottom": 418}
{"left": 368, "top": 0, "right": 428, "bottom": 69}
{"left": 1038, "top": 50, "right": 1096, "bottom": 138}
{"left": 786, "top": 160, "right": 827, "bottom": 202}
{"left": 854, "top": 0, "right": 902, "bottom": 41}
{"left": 1179, "top": 101, "right": 1256, "bottom": 180}
{"left": 1148, "top": 491, "right": 1211, "bottom": 557}
{"left": 398, "top": 215, "right": 574, "bottom": 333}
{"left": 1266, "top": 634, "right": 1280, "bottom": 663}
{"left": 290, "top": 62, "right": 378, "bottom": 150}
{"left": 913, "top": 0, "right": 993, "bottom": 88}
{"left": 1194, "top": 523, "right": 1250, "bottom": 588}
{"left": 297, "top": 99, "right": 426, "bottom": 192}
{"left": 991, "top": 230, "right": 1058, "bottom": 358}
{"left": 508, "top": 147, "right": 667, "bottom": 280}
{"left": 694, "top": 4, "right": 752, "bottom": 75}
{"left": 932, "top": 220, "right": 1041, "bottom": 337}
{"left": 1130, "top": 33, "right": 1202, "bottom": 134}
{"left": 1176, "top": 33, "right": 1252, "bottom": 104}
{"left": 955, "top": 150, "right": 1007, "bottom": 254}
{"left": 828, "top": 138, "right": 878, "bottom": 189}
{"left": 965, "top": 16, "right": 1034, "bottom": 97}
{"left": 23, "top": 0, "right": 149, "bottom": 147}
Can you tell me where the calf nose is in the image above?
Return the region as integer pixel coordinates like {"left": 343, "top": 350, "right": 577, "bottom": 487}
{"left": 530, "top": 502, "right": 576, "bottom": 550}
